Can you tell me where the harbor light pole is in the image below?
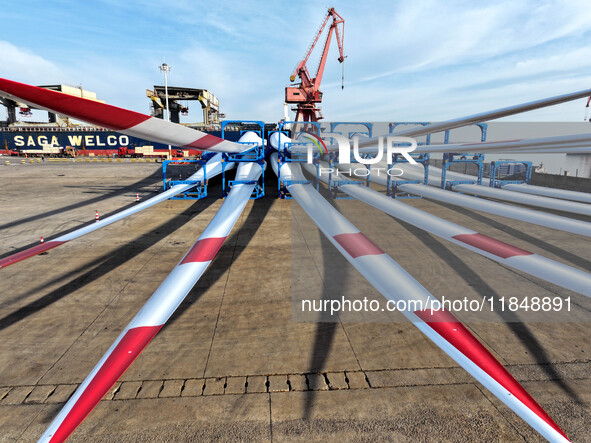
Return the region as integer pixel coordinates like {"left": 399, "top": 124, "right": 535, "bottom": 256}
{"left": 159, "top": 61, "right": 172, "bottom": 158}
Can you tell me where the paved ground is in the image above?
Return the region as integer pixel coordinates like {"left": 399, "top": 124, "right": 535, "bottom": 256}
{"left": 0, "top": 161, "right": 590, "bottom": 442}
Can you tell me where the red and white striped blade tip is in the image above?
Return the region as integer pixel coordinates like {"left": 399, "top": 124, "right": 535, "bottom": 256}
{"left": 416, "top": 309, "right": 569, "bottom": 441}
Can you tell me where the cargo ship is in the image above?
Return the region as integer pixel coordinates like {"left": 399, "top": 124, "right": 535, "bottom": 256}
{"left": 0, "top": 84, "right": 262, "bottom": 157}
{"left": 0, "top": 126, "right": 234, "bottom": 158}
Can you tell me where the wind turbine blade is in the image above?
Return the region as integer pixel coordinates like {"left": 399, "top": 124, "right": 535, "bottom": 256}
{"left": 38, "top": 161, "right": 263, "bottom": 442}
{"left": 0, "top": 78, "right": 244, "bottom": 153}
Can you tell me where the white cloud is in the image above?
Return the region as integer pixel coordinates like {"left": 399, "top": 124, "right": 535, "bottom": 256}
{"left": 324, "top": 0, "right": 591, "bottom": 89}
{"left": 0, "top": 41, "right": 63, "bottom": 83}
{"left": 316, "top": 0, "right": 591, "bottom": 122}
{"left": 3, "top": 1, "right": 591, "bottom": 123}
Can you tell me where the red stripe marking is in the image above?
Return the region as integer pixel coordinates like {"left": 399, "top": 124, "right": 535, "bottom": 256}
{"left": 48, "top": 326, "right": 162, "bottom": 443}
{"left": 0, "top": 78, "right": 149, "bottom": 130}
{"left": 0, "top": 241, "right": 66, "bottom": 268}
{"left": 414, "top": 309, "right": 568, "bottom": 440}
{"left": 180, "top": 237, "right": 227, "bottom": 264}
{"left": 184, "top": 134, "right": 225, "bottom": 150}
{"left": 452, "top": 233, "right": 533, "bottom": 259}
{"left": 333, "top": 232, "right": 385, "bottom": 259}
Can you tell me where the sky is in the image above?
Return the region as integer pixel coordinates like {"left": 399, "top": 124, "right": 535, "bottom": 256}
{"left": 2, "top": 0, "right": 591, "bottom": 123}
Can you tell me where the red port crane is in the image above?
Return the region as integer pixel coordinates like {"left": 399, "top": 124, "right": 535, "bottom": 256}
{"left": 285, "top": 7, "right": 345, "bottom": 123}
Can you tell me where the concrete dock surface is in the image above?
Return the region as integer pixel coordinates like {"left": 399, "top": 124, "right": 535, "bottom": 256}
{"left": 0, "top": 161, "right": 589, "bottom": 442}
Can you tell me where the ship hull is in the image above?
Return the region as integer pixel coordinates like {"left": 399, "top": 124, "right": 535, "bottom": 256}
{"left": 0, "top": 128, "right": 236, "bottom": 156}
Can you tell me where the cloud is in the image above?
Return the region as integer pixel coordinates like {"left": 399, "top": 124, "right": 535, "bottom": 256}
{"left": 172, "top": 44, "right": 286, "bottom": 122}
{"left": 345, "top": 0, "right": 591, "bottom": 74}
{"left": 0, "top": 41, "right": 63, "bottom": 83}
{"left": 0, "top": 39, "right": 157, "bottom": 118}
{"left": 316, "top": 0, "right": 591, "bottom": 122}
{"left": 3, "top": 1, "right": 591, "bottom": 123}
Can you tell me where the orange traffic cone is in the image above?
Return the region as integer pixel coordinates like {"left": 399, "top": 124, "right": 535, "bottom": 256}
{"left": 95, "top": 210, "right": 99, "bottom": 222}
{"left": 136, "top": 192, "right": 140, "bottom": 202}
{"left": 40, "top": 236, "right": 44, "bottom": 244}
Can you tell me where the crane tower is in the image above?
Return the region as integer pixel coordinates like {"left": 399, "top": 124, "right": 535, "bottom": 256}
{"left": 285, "top": 7, "right": 345, "bottom": 123}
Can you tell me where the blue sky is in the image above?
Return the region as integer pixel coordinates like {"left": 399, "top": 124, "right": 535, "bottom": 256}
{"left": 2, "top": 0, "right": 591, "bottom": 123}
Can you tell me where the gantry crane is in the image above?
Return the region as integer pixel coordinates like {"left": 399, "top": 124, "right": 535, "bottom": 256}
{"left": 285, "top": 7, "right": 345, "bottom": 123}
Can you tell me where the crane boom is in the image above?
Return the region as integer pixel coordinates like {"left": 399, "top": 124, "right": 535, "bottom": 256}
{"left": 285, "top": 7, "right": 345, "bottom": 123}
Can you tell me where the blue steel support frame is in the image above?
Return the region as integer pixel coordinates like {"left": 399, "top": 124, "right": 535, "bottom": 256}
{"left": 275, "top": 138, "right": 319, "bottom": 199}
{"left": 385, "top": 152, "right": 430, "bottom": 199}
{"left": 389, "top": 122, "right": 488, "bottom": 145}
{"left": 327, "top": 122, "right": 373, "bottom": 198}
{"left": 221, "top": 120, "right": 266, "bottom": 199}
{"left": 275, "top": 122, "right": 322, "bottom": 199}
{"left": 489, "top": 160, "right": 533, "bottom": 188}
{"left": 330, "top": 122, "right": 374, "bottom": 138}
{"left": 440, "top": 153, "right": 484, "bottom": 190}
{"left": 477, "top": 123, "right": 488, "bottom": 142}
{"left": 278, "top": 120, "right": 322, "bottom": 138}
{"left": 162, "top": 159, "right": 207, "bottom": 200}
{"left": 386, "top": 125, "right": 432, "bottom": 198}
{"left": 390, "top": 122, "right": 432, "bottom": 145}
{"left": 326, "top": 150, "right": 368, "bottom": 199}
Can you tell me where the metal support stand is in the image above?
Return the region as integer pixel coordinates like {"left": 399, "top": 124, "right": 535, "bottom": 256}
{"left": 226, "top": 174, "right": 265, "bottom": 199}
{"left": 162, "top": 159, "right": 207, "bottom": 200}
{"left": 275, "top": 137, "right": 319, "bottom": 199}
{"left": 325, "top": 122, "right": 373, "bottom": 199}
{"left": 476, "top": 123, "right": 488, "bottom": 142}
{"left": 386, "top": 153, "right": 430, "bottom": 199}
{"left": 326, "top": 150, "right": 371, "bottom": 199}
{"left": 389, "top": 122, "right": 488, "bottom": 145}
{"left": 329, "top": 178, "right": 363, "bottom": 199}
{"left": 221, "top": 120, "right": 266, "bottom": 199}
{"left": 274, "top": 121, "right": 322, "bottom": 198}
{"left": 279, "top": 120, "right": 322, "bottom": 138}
{"left": 440, "top": 153, "right": 484, "bottom": 190}
{"left": 330, "top": 122, "right": 373, "bottom": 138}
{"left": 489, "top": 160, "right": 533, "bottom": 188}
{"left": 389, "top": 122, "right": 432, "bottom": 145}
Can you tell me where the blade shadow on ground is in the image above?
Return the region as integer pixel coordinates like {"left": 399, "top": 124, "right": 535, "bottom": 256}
{"left": 0, "top": 198, "right": 214, "bottom": 332}
{"left": 393, "top": 216, "right": 584, "bottom": 405}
